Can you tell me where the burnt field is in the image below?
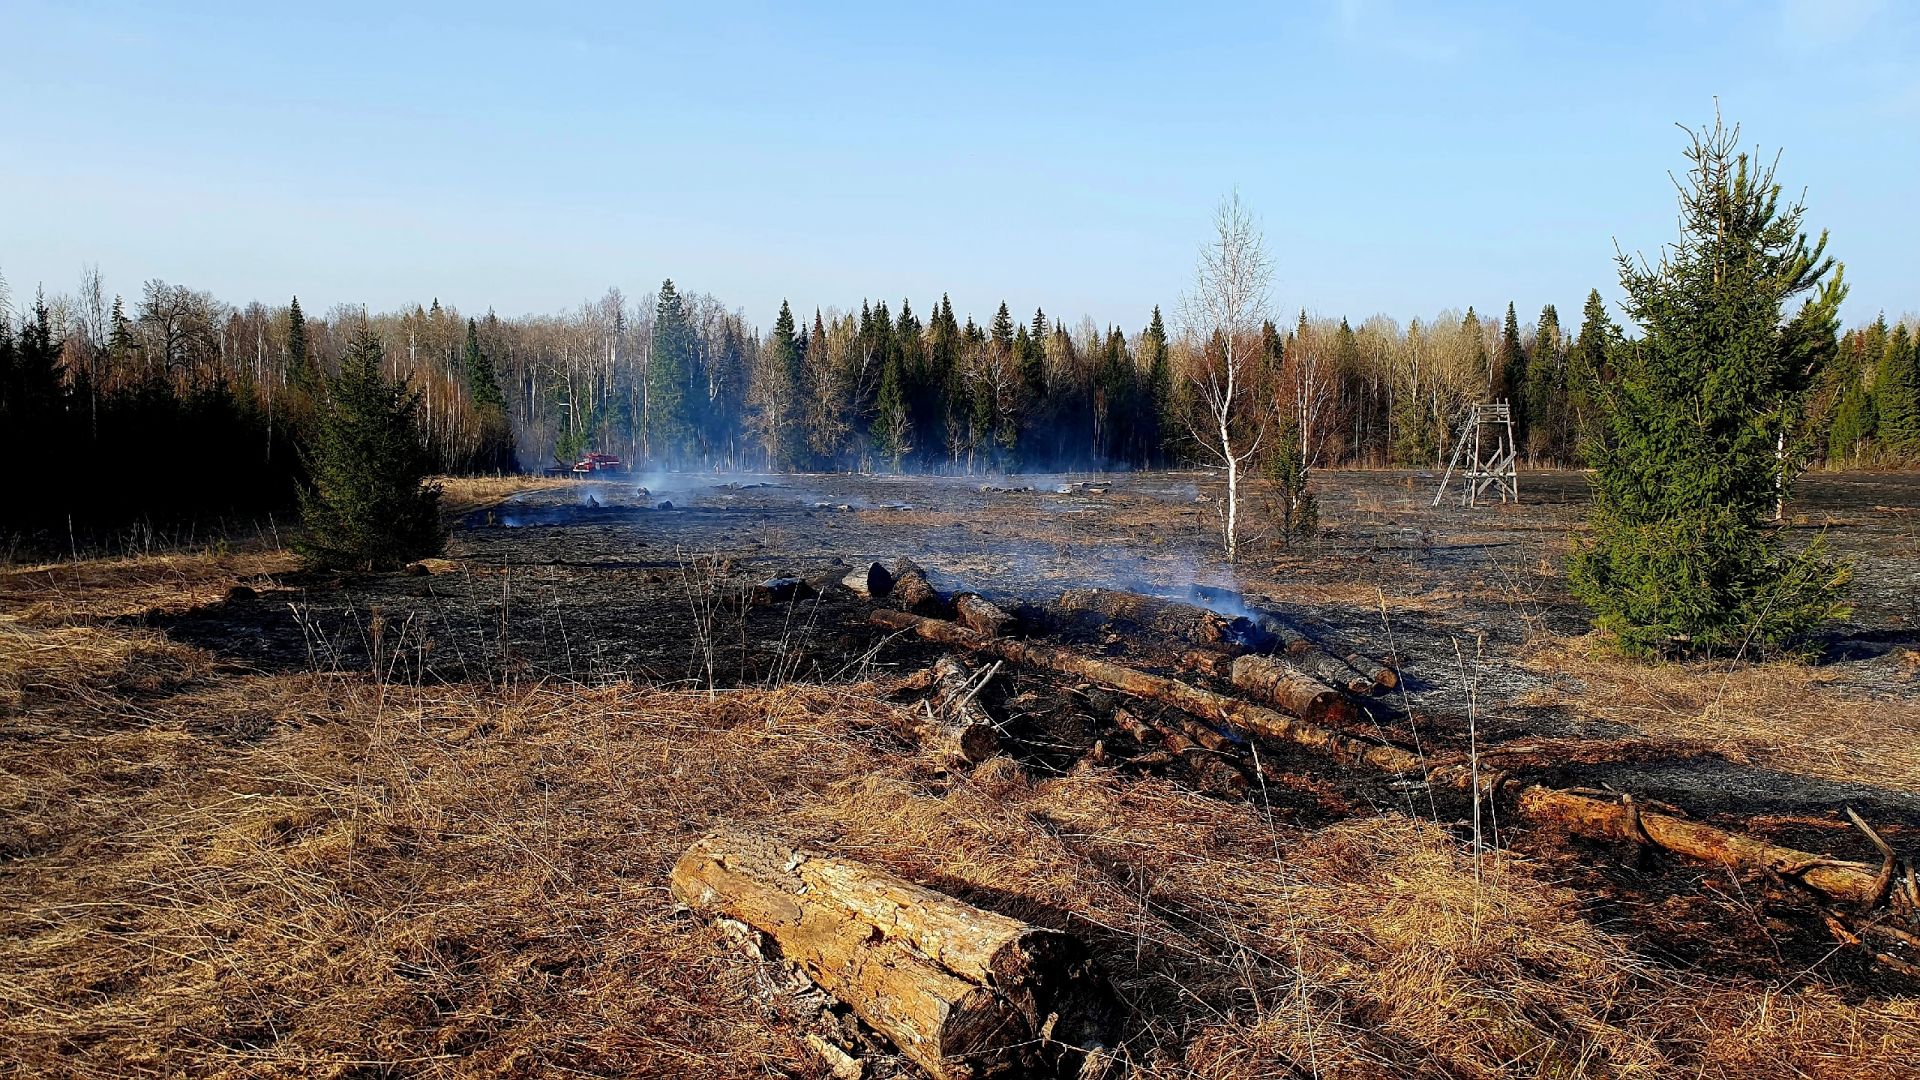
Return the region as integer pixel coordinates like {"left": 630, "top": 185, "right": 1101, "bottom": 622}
{"left": 169, "top": 468, "right": 1920, "bottom": 827}
{"left": 6, "top": 469, "right": 1920, "bottom": 1077}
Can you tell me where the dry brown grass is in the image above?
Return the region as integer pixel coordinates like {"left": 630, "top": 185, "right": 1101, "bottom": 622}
{"left": 436, "top": 474, "right": 575, "bottom": 515}
{"left": 1518, "top": 635, "right": 1920, "bottom": 795}
{"left": 0, "top": 550, "right": 296, "bottom": 624}
{"left": 2, "top": 549, "right": 1915, "bottom": 1078}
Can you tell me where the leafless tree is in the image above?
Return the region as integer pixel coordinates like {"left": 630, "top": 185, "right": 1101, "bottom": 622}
{"left": 1181, "top": 191, "right": 1273, "bottom": 561}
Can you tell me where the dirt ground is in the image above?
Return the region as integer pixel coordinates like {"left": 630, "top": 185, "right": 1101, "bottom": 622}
{"left": 3, "top": 468, "right": 1918, "bottom": 1078}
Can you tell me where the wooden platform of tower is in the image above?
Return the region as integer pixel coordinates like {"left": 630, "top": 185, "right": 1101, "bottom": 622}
{"left": 1433, "top": 401, "right": 1520, "bottom": 507}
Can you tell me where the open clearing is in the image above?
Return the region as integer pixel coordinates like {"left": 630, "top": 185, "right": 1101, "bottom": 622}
{"left": 3, "top": 469, "right": 1917, "bottom": 1078}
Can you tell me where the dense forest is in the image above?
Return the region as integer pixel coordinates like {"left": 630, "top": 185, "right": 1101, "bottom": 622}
{"left": 1, "top": 265, "right": 1916, "bottom": 538}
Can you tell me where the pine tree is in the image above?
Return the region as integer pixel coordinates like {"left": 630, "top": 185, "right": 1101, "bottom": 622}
{"left": 1498, "top": 302, "right": 1528, "bottom": 445}
{"left": 1524, "top": 304, "right": 1566, "bottom": 462}
{"left": 1567, "top": 289, "right": 1618, "bottom": 461}
{"left": 1876, "top": 322, "right": 1920, "bottom": 457}
{"left": 297, "top": 328, "right": 444, "bottom": 570}
{"left": 646, "top": 279, "right": 693, "bottom": 460}
{"left": 463, "top": 317, "right": 506, "bottom": 412}
{"left": 1827, "top": 377, "right": 1876, "bottom": 462}
{"left": 1568, "top": 115, "right": 1850, "bottom": 658}
{"left": 285, "top": 296, "right": 317, "bottom": 393}
{"left": 751, "top": 299, "right": 803, "bottom": 468}
{"left": 872, "top": 349, "right": 912, "bottom": 470}
{"left": 1142, "top": 306, "right": 1173, "bottom": 465}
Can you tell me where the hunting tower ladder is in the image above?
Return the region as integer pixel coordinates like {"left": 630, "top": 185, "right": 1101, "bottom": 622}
{"left": 1433, "top": 401, "right": 1520, "bottom": 507}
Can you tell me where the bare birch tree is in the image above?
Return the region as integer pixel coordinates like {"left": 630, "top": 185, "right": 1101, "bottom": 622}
{"left": 1181, "top": 191, "right": 1273, "bottom": 561}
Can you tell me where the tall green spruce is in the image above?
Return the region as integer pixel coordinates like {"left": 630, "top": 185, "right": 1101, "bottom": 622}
{"left": 1566, "top": 289, "right": 1618, "bottom": 459}
{"left": 298, "top": 328, "right": 445, "bottom": 570}
{"left": 1497, "top": 302, "right": 1528, "bottom": 445}
{"left": 1877, "top": 323, "right": 1920, "bottom": 457}
{"left": 646, "top": 280, "right": 694, "bottom": 460}
{"left": 1569, "top": 115, "right": 1850, "bottom": 658}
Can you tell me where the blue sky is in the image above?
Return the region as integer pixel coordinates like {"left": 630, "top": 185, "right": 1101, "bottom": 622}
{"left": 2, "top": 0, "right": 1915, "bottom": 331}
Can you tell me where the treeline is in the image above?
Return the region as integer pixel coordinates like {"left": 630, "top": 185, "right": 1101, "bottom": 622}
{"left": 4, "top": 264, "right": 1916, "bottom": 539}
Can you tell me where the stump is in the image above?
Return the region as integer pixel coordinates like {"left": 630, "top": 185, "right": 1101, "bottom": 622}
{"left": 672, "top": 828, "right": 1119, "bottom": 1079}
{"left": 925, "top": 656, "right": 1002, "bottom": 764}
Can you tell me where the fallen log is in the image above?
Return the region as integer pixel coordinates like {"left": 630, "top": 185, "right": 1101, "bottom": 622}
{"left": 1058, "top": 588, "right": 1255, "bottom": 648}
{"left": 751, "top": 577, "right": 819, "bottom": 605}
{"left": 954, "top": 593, "right": 1014, "bottom": 637}
{"left": 672, "top": 828, "right": 1119, "bottom": 1079}
{"left": 923, "top": 656, "right": 1002, "bottom": 764}
{"left": 1112, "top": 706, "right": 1247, "bottom": 795}
{"left": 1229, "top": 655, "right": 1359, "bottom": 726}
{"left": 869, "top": 608, "right": 1899, "bottom": 913}
{"left": 891, "top": 558, "right": 952, "bottom": 618}
{"left": 841, "top": 561, "right": 894, "bottom": 599}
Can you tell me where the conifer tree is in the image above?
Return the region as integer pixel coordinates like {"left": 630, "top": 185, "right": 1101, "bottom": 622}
{"left": 1876, "top": 322, "right": 1920, "bottom": 457}
{"left": 463, "top": 317, "right": 506, "bottom": 412}
{"left": 298, "top": 328, "right": 444, "bottom": 570}
{"left": 1827, "top": 377, "right": 1876, "bottom": 462}
{"left": 646, "top": 279, "right": 693, "bottom": 460}
{"left": 872, "top": 350, "right": 912, "bottom": 470}
{"left": 1498, "top": 302, "right": 1528, "bottom": 444}
{"left": 285, "top": 297, "right": 316, "bottom": 392}
{"left": 1567, "top": 289, "right": 1618, "bottom": 459}
{"left": 1524, "top": 303, "right": 1566, "bottom": 462}
{"left": 1568, "top": 114, "right": 1850, "bottom": 658}
{"left": 1142, "top": 306, "right": 1173, "bottom": 465}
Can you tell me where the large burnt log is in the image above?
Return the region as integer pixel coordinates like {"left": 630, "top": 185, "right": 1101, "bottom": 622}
{"left": 891, "top": 558, "right": 952, "bottom": 618}
{"left": 671, "top": 827, "right": 1119, "bottom": 1079}
{"left": 953, "top": 593, "right": 1015, "bottom": 637}
{"left": 1057, "top": 588, "right": 1261, "bottom": 648}
{"left": 842, "top": 561, "right": 894, "bottom": 599}
{"left": 921, "top": 656, "right": 1001, "bottom": 764}
{"left": 869, "top": 609, "right": 1902, "bottom": 915}
{"left": 1229, "top": 655, "right": 1359, "bottom": 726}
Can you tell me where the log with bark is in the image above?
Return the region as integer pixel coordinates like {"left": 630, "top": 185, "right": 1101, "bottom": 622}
{"left": 954, "top": 593, "right": 1015, "bottom": 637}
{"left": 1112, "top": 706, "right": 1246, "bottom": 795}
{"left": 671, "top": 827, "right": 1120, "bottom": 1079}
{"left": 921, "top": 656, "right": 1001, "bottom": 764}
{"left": 1057, "top": 588, "right": 1259, "bottom": 649}
{"left": 868, "top": 608, "right": 1904, "bottom": 916}
{"left": 891, "top": 558, "right": 952, "bottom": 618}
{"left": 1229, "top": 654, "right": 1359, "bottom": 726}
{"left": 842, "top": 561, "right": 895, "bottom": 599}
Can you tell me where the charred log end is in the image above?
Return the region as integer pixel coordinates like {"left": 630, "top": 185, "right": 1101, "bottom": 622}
{"left": 892, "top": 558, "right": 953, "bottom": 619}
{"left": 985, "top": 930, "right": 1123, "bottom": 1070}
{"left": 1179, "top": 648, "right": 1236, "bottom": 677}
{"left": 751, "top": 577, "right": 820, "bottom": 606}
{"left": 936, "top": 985, "right": 1036, "bottom": 1079}
{"left": 843, "top": 561, "right": 895, "bottom": 599}
{"left": 958, "top": 723, "right": 1002, "bottom": 763}
{"left": 954, "top": 593, "right": 1015, "bottom": 637}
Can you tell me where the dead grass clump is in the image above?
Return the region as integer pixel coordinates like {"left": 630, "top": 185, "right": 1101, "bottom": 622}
{"left": 0, "top": 548, "right": 295, "bottom": 624}
{"left": 436, "top": 473, "right": 575, "bottom": 515}
{"left": 0, "top": 620, "right": 213, "bottom": 715}
{"left": 1520, "top": 635, "right": 1920, "bottom": 794}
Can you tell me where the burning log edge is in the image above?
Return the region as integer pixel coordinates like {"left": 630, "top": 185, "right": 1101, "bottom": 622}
{"left": 671, "top": 827, "right": 1122, "bottom": 1080}
{"left": 869, "top": 608, "right": 1919, "bottom": 953}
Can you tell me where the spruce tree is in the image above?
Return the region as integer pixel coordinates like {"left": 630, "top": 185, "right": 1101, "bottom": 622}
{"left": 1876, "top": 323, "right": 1920, "bottom": 457}
{"left": 1567, "top": 289, "right": 1618, "bottom": 460}
{"left": 1827, "top": 377, "right": 1876, "bottom": 462}
{"left": 646, "top": 279, "right": 693, "bottom": 460}
{"left": 1568, "top": 114, "right": 1850, "bottom": 658}
{"left": 298, "top": 328, "right": 444, "bottom": 571}
{"left": 1143, "top": 306, "right": 1173, "bottom": 465}
{"left": 871, "top": 350, "right": 912, "bottom": 470}
{"left": 1524, "top": 304, "right": 1566, "bottom": 462}
{"left": 285, "top": 297, "right": 316, "bottom": 392}
{"left": 1498, "top": 302, "right": 1528, "bottom": 444}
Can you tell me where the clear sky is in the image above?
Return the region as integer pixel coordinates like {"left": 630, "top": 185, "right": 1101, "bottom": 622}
{"left": 3, "top": 0, "right": 1915, "bottom": 331}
